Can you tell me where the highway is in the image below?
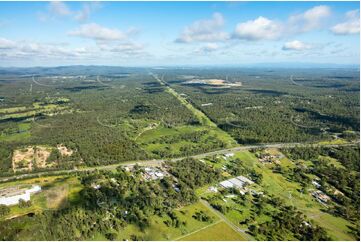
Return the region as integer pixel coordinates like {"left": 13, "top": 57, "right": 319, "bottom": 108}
{"left": 0, "top": 141, "right": 358, "bottom": 183}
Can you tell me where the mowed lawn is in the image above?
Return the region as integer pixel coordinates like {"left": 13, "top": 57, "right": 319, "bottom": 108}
{"left": 180, "top": 221, "right": 247, "bottom": 241}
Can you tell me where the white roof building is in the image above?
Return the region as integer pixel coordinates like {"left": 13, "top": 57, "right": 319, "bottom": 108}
{"left": 229, "top": 178, "right": 246, "bottom": 188}
{"left": 236, "top": 175, "right": 254, "bottom": 185}
{"left": 0, "top": 185, "right": 41, "bottom": 206}
{"left": 220, "top": 180, "right": 234, "bottom": 188}
{"left": 224, "top": 153, "right": 234, "bottom": 158}
{"left": 208, "top": 186, "right": 218, "bottom": 193}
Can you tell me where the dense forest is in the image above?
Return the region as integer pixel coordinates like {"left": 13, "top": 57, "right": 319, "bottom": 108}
{"left": 159, "top": 68, "right": 359, "bottom": 144}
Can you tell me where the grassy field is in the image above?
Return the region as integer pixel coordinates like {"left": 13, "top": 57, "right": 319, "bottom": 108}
{"left": 180, "top": 221, "right": 247, "bottom": 241}
{"left": 0, "top": 100, "right": 72, "bottom": 122}
{"left": 112, "top": 201, "right": 221, "bottom": 241}
{"left": 137, "top": 125, "right": 236, "bottom": 158}
{"left": 0, "top": 122, "right": 32, "bottom": 142}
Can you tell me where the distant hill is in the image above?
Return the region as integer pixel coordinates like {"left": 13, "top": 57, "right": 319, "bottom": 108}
{"left": 0, "top": 65, "right": 145, "bottom": 75}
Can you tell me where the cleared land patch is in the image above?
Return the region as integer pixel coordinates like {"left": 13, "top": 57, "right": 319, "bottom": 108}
{"left": 12, "top": 145, "right": 73, "bottom": 172}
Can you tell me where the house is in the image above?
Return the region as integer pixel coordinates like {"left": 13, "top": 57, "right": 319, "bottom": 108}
{"left": 312, "top": 180, "right": 321, "bottom": 188}
{"left": 143, "top": 167, "right": 166, "bottom": 180}
{"left": 92, "top": 184, "right": 101, "bottom": 190}
{"left": 258, "top": 153, "right": 281, "bottom": 164}
{"left": 225, "top": 194, "right": 236, "bottom": 198}
{"left": 172, "top": 184, "right": 181, "bottom": 193}
{"left": 312, "top": 190, "right": 331, "bottom": 204}
{"left": 0, "top": 185, "right": 41, "bottom": 206}
{"left": 224, "top": 153, "right": 234, "bottom": 158}
{"left": 201, "top": 103, "right": 213, "bottom": 107}
{"left": 208, "top": 186, "right": 218, "bottom": 193}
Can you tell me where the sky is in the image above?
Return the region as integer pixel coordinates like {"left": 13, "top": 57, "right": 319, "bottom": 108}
{"left": 0, "top": 1, "right": 359, "bottom": 67}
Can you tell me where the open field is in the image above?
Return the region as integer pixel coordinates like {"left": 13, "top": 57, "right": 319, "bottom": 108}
{"left": 114, "top": 201, "right": 220, "bottom": 241}
{"left": 180, "top": 221, "right": 246, "bottom": 241}
{"left": 138, "top": 125, "right": 236, "bottom": 158}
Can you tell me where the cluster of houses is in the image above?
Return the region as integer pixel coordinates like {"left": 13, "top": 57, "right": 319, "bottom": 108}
{"left": 0, "top": 185, "right": 41, "bottom": 206}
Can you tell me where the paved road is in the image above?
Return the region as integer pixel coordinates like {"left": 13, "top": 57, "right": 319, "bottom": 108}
{"left": 0, "top": 141, "right": 358, "bottom": 183}
{"left": 290, "top": 75, "right": 303, "bottom": 86}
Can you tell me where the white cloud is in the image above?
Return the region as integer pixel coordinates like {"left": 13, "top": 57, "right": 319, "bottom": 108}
{"left": 74, "top": 2, "right": 102, "bottom": 22}
{"left": 41, "top": 1, "right": 101, "bottom": 22}
{"left": 68, "top": 23, "right": 130, "bottom": 41}
{"left": 202, "top": 43, "right": 219, "bottom": 52}
{"left": 175, "top": 13, "right": 229, "bottom": 43}
{"left": 0, "top": 37, "right": 16, "bottom": 49}
{"left": 282, "top": 40, "right": 313, "bottom": 51}
{"left": 331, "top": 9, "right": 360, "bottom": 35}
{"left": 0, "top": 37, "right": 148, "bottom": 62}
{"left": 288, "top": 5, "right": 331, "bottom": 32}
{"left": 193, "top": 43, "right": 220, "bottom": 55}
{"left": 232, "top": 5, "right": 332, "bottom": 41}
{"left": 68, "top": 22, "right": 146, "bottom": 57}
{"left": 98, "top": 42, "right": 145, "bottom": 56}
{"left": 49, "top": 1, "right": 72, "bottom": 16}
{"left": 233, "top": 17, "right": 284, "bottom": 41}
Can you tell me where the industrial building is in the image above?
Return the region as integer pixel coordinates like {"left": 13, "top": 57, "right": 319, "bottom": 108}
{"left": 219, "top": 175, "right": 254, "bottom": 189}
{"left": 0, "top": 185, "right": 41, "bottom": 206}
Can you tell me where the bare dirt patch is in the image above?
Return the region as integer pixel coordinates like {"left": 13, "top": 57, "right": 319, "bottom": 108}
{"left": 12, "top": 145, "right": 53, "bottom": 172}
{"left": 34, "top": 146, "right": 52, "bottom": 168}
{"left": 57, "top": 144, "right": 73, "bottom": 156}
{"left": 184, "top": 79, "right": 242, "bottom": 87}
{"left": 12, "top": 146, "right": 34, "bottom": 172}
{"left": 45, "top": 185, "right": 69, "bottom": 209}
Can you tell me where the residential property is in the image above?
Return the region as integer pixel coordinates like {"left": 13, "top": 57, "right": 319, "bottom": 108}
{"left": 312, "top": 190, "right": 331, "bottom": 204}
{"left": 208, "top": 186, "right": 218, "bottom": 193}
{"left": 312, "top": 180, "right": 321, "bottom": 188}
{"left": 257, "top": 153, "right": 281, "bottom": 164}
{"left": 201, "top": 103, "right": 213, "bottom": 107}
{"left": 143, "top": 167, "right": 166, "bottom": 180}
{"left": 0, "top": 185, "right": 41, "bottom": 206}
{"left": 223, "top": 153, "right": 234, "bottom": 159}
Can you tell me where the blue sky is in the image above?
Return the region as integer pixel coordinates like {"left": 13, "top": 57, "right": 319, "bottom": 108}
{"left": 0, "top": 1, "right": 359, "bottom": 66}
